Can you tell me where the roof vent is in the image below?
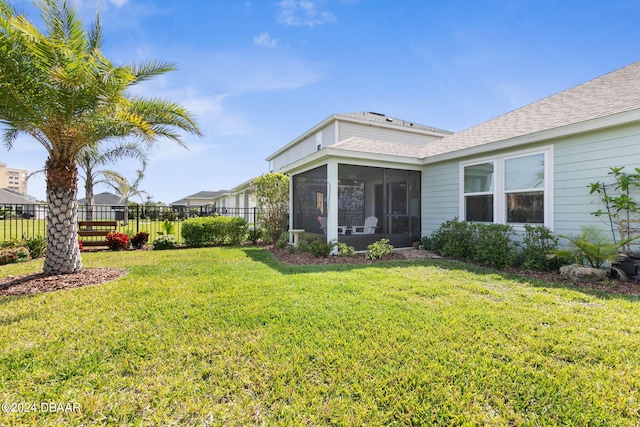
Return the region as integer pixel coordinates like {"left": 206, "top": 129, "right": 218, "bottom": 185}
{"left": 368, "top": 111, "right": 385, "bottom": 116}
{"left": 385, "top": 117, "right": 393, "bottom": 122}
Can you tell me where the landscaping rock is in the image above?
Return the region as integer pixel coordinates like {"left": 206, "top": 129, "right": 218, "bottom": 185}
{"left": 559, "top": 264, "right": 607, "bottom": 283}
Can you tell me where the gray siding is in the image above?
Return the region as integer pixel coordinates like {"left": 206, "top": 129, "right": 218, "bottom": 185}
{"left": 272, "top": 132, "right": 319, "bottom": 171}
{"left": 421, "top": 123, "right": 640, "bottom": 244}
{"left": 421, "top": 160, "right": 459, "bottom": 235}
{"left": 554, "top": 123, "right": 640, "bottom": 238}
{"left": 339, "top": 122, "right": 440, "bottom": 146}
{"left": 323, "top": 122, "right": 336, "bottom": 147}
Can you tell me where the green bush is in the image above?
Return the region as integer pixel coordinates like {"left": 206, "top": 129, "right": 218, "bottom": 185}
{"left": 552, "top": 225, "right": 632, "bottom": 268}
{"left": 182, "top": 216, "right": 248, "bottom": 247}
{"left": 425, "top": 218, "right": 474, "bottom": 258}
{"left": 522, "top": 225, "right": 559, "bottom": 270}
{"left": 471, "top": 223, "right": 519, "bottom": 268}
{"left": 0, "top": 246, "right": 30, "bottom": 265}
{"left": 21, "top": 235, "right": 47, "bottom": 258}
{"left": 153, "top": 235, "right": 177, "bottom": 250}
{"left": 248, "top": 227, "right": 263, "bottom": 245}
{"left": 337, "top": 242, "right": 355, "bottom": 257}
{"left": 425, "top": 219, "right": 520, "bottom": 269}
{"left": 366, "top": 238, "right": 394, "bottom": 260}
{"left": 309, "top": 239, "right": 335, "bottom": 258}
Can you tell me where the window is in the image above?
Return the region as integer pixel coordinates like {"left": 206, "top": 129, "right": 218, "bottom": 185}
{"left": 461, "top": 147, "right": 552, "bottom": 227}
{"left": 463, "top": 162, "right": 494, "bottom": 222}
{"left": 505, "top": 153, "right": 544, "bottom": 223}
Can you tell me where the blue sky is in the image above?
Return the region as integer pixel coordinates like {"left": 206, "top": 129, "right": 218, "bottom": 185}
{"left": 3, "top": 0, "right": 640, "bottom": 204}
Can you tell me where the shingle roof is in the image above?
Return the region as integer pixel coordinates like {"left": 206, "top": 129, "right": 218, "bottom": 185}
{"left": 422, "top": 61, "right": 640, "bottom": 158}
{"left": 332, "top": 137, "right": 424, "bottom": 158}
{"left": 78, "top": 191, "right": 122, "bottom": 205}
{"left": 337, "top": 112, "right": 453, "bottom": 135}
{"left": 170, "top": 190, "right": 228, "bottom": 206}
{"left": 0, "top": 188, "right": 39, "bottom": 204}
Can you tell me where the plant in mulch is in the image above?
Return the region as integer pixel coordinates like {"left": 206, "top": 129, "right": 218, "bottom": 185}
{"left": 0, "top": 246, "right": 30, "bottom": 265}
{"left": 106, "top": 232, "right": 130, "bottom": 251}
{"left": 153, "top": 235, "right": 177, "bottom": 250}
{"left": 131, "top": 232, "right": 150, "bottom": 249}
{"left": 366, "top": 238, "right": 394, "bottom": 260}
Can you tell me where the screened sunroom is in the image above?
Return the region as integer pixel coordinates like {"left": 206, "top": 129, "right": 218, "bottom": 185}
{"left": 291, "top": 162, "right": 421, "bottom": 251}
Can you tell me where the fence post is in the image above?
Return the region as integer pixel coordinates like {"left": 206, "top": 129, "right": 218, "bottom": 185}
{"left": 136, "top": 204, "right": 140, "bottom": 234}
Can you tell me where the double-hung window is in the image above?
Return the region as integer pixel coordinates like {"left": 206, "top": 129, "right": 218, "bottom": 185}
{"left": 461, "top": 147, "right": 552, "bottom": 227}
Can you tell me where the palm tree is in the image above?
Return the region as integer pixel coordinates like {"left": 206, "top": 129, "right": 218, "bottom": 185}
{"left": 0, "top": 1, "right": 202, "bottom": 274}
{"left": 77, "top": 141, "right": 147, "bottom": 222}
{"left": 105, "top": 169, "right": 146, "bottom": 226}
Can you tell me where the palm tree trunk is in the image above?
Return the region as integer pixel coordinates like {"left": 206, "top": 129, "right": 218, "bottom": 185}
{"left": 43, "top": 156, "right": 82, "bottom": 274}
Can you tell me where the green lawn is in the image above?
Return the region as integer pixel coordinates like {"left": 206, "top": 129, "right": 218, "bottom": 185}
{"left": 1, "top": 248, "right": 639, "bottom": 425}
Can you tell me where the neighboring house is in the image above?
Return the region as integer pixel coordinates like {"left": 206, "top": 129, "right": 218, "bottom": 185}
{"left": 0, "top": 162, "right": 28, "bottom": 194}
{"left": 0, "top": 188, "right": 45, "bottom": 219}
{"left": 266, "top": 61, "right": 640, "bottom": 251}
{"left": 77, "top": 191, "right": 125, "bottom": 220}
{"left": 210, "top": 180, "right": 258, "bottom": 224}
{"left": 170, "top": 190, "right": 228, "bottom": 215}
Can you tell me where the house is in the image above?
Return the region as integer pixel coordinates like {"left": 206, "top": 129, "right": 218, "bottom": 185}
{"left": 266, "top": 61, "right": 640, "bottom": 251}
{"left": 77, "top": 191, "right": 125, "bottom": 220}
{"left": 210, "top": 179, "right": 258, "bottom": 222}
{"left": 169, "top": 190, "right": 228, "bottom": 216}
{"left": 0, "top": 188, "right": 45, "bottom": 219}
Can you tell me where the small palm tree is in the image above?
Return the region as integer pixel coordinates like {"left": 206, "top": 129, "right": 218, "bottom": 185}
{"left": 0, "top": 1, "right": 201, "bottom": 274}
{"left": 78, "top": 141, "right": 148, "bottom": 222}
{"left": 105, "top": 169, "right": 146, "bottom": 226}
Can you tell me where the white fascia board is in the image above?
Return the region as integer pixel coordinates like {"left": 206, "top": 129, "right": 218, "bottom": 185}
{"left": 423, "top": 109, "right": 640, "bottom": 165}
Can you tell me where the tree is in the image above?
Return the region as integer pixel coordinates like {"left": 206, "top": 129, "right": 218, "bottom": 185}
{"left": 251, "top": 173, "right": 290, "bottom": 243}
{"left": 0, "top": 1, "right": 201, "bottom": 274}
{"left": 105, "top": 169, "right": 146, "bottom": 226}
{"left": 77, "top": 141, "right": 147, "bottom": 222}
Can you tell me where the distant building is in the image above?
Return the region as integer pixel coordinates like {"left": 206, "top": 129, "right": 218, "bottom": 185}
{"left": 170, "top": 190, "right": 228, "bottom": 215}
{"left": 0, "top": 162, "right": 28, "bottom": 194}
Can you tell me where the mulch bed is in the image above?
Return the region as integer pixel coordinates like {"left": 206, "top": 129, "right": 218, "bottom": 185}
{"left": 1, "top": 246, "right": 639, "bottom": 297}
{"left": 0, "top": 268, "right": 126, "bottom": 297}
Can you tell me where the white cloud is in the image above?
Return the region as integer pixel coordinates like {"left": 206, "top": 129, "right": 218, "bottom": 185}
{"left": 277, "top": 0, "right": 336, "bottom": 27}
{"left": 253, "top": 32, "right": 278, "bottom": 49}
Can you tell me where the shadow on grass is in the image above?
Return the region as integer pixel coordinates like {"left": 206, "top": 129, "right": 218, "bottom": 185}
{"left": 241, "top": 246, "right": 640, "bottom": 302}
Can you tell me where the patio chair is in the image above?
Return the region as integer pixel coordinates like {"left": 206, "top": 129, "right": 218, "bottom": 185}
{"left": 352, "top": 216, "right": 378, "bottom": 235}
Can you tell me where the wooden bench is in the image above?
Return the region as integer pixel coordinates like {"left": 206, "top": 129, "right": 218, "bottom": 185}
{"left": 78, "top": 221, "right": 118, "bottom": 247}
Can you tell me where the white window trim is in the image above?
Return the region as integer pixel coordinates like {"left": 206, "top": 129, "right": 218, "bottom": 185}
{"left": 459, "top": 145, "right": 554, "bottom": 230}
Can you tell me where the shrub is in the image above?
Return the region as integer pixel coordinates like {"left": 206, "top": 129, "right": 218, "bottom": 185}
{"left": 106, "top": 232, "right": 129, "bottom": 251}
{"left": 182, "top": 216, "right": 248, "bottom": 247}
{"left": 426, "top": 219, "right": 520, "bottom": 268}
{"left": 425, "top": 218, "right": 474, "bottom": 258}
{"left": 251, "top": 173, "right": 290, "bottom": 243}
{"left": 131, "top": 232, "right": 150, "bottom": 249}
{"left": 153, "top": 235, "right": 177, "bottom": 250}
{"left": 337, "top": 242, "right": 355, "bottom": 257}
{"left": 309, "top": 239, "right": 335, "bottom": 258}
{"left": 366, "top": 238, "right": 394, "bottom": 260}
{"left": 21, "top": 235, "right": 47, "bottom": 258}
{"left": 522, "top": 225, "right": 559, "bottom": 270}
{"left": 552, "top": 225, "right": 633, "bottom": 268}
{"left": 248, "top": 227, "right": 263, "bottom": 245}
{"left": 276, "top": 238, "right": 289, "bottom": 249}
{"left": 471, "top": 223, "right": 519, "bottom": 268}
{"left": 0, "top": 246, "right": 30, "bottom": 265}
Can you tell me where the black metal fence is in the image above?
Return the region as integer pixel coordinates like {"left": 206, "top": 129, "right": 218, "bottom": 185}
{"left": 0, "top": 203, "right": 258, "bottom": 243}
